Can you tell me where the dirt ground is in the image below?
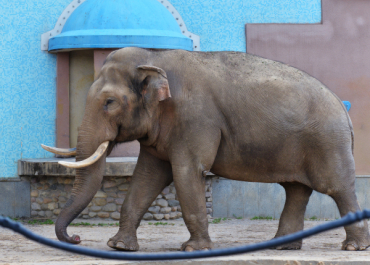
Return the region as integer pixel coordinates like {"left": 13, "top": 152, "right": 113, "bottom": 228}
{"left": 1, "top": 218, "right": 370, "bottom": 265}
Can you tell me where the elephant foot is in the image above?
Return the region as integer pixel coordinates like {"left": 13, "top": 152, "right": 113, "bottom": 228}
{"left": 181, "top": 238, "right": 214, "bottom": 251}
{"left": 270, "top": 241, "right": 302, "bottom": 250}
{"left": 107, "top": 233, "right": 139, "bottom": 251}
{"left": 342, "top": 238, "right": 370, "bottom": 251}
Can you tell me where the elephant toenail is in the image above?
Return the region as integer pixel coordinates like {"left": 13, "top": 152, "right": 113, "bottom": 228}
{"left": 116, "top": 242, "right": 126, "bottom": 249}
{"left": 346, "top": 244, "right": 356, "bottom": 251}
{"left": 185, "top": 246, "right": 194, "bottom": 252}
{"left": 107, "top": 241, "right": 115, "bottom": 248}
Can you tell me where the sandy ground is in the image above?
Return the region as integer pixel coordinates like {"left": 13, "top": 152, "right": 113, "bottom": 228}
{"left": 1, "top": 218, "right": 370, "bottom": 265}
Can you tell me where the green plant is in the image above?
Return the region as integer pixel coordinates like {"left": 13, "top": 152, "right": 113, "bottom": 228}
{"left": 27, "top": 219, "right": 54, "bottom": 225}
{"left": 70, "top": 222, "right": 93, "bottom": 226}
{"left": 222, "top": 217, "right": 227, "bottom": 221}
{"left": 148, "top": 222, "right": 153, "bottom": 225}
{"left": 309, "top": 216, "right": 318, "bottom": 221}
{"left": 251, "top": 216, "right": 274, "bottom": 220}
{"left": 233, "top": 214, "right": 243, "bottom": 219}
{"left": 154, "top": 222, "right": 168, "bottom": 226}
{"left": 211, "top": 218, "right": 222, "bottom": 224}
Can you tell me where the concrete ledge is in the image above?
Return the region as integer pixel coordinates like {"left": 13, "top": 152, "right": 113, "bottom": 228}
{"left": 18, "top": 157, "right": 138, "bottom": 177}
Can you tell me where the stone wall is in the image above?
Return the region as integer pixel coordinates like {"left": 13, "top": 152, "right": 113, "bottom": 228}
{"left": 29, "top": 176, "right": 213, "bottom": 221}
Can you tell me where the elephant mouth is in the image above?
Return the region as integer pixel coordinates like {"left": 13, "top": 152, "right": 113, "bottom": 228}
{"left": 41, "top": 141, "right": 109, "bottom": 168}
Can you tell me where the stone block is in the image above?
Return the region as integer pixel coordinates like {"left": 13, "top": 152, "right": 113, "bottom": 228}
{"left": 205, "top": 192, "right": 211, "bottom": 198}
{"left": 95, "top": 198, "right": 107, "bottom": 206}
{"left": 91, "top": 206, "right": 102, "bottom": 212}
{"left": 206, "top": 202, "right": 212, "bottom": 208}
{"left": 111, "top": 212, "right": 120, "bottom": 220}
{"left": 170, "top": 212, "right": 177, "bottom": 219}
{"left": 156, "top": 194, "right": 163, "bottom": 199}
{"left": 160, "top": 207, "right": 171, "bottom": 214}
{"left": 65, "top": 185, "right": 73, "bottom": 193}
{"left": 98, "top": 212, "right": 110, "bottom": 218}
{"left": 102, "top": 203, "right": 117, "bottom": 212}
{"left": 57, "top": 177, "right": 64, "bottom": 184}
{"left": 31, "top": 211, "right": 38, "bottom": 216}
{"left": 31, "top": 190, "right": 39, "bottom": 197}
{"left": 171, "top": 207, "right": 177, "bottom": 212}
{"left": 156, "top": 199, "right": 168, "bottom": 207}
{"left": 207, "top": 208, "right": 212, "bottom": 214}
{"left": 53, "top": 209, "right": 61, "bottom": 216}
{"left": 103, "top": 181, "right": 117, "bottom": 189}
{"left": 148, "top": 206, "right": 160, "bottom": 214}
{"left": 38, "top": 211, "right": 45, "bottom": 217}
{"left": 115, "top": 198, "right": 124, "bottom": 205}
{"left": 48, "top": 203, "right": 58, "bottom": 210}
{"left": 169, "top": 186, "right": 176, "bottom": 194}
{"left": 103, "top": 187, "right": 118, "bottom": 192}
{"left": 164, "top": 214, "right": 170, "bottom": 220}
{"left": 83, "top": 215, "right": 89, "bottom": 219}
{"left": 207, "top": 197, "right": 212, "bottom": 202}
{"left": 164, "top": 194, "right": 175, "bottom": 200}
{"left": 43, "top": 198, "right": 52, "bottom": 204}
{"left": 161, "top": 186, "right": 170, "bottom": 195}
{"left": 81, "top": 208, "right": 89, "bottom": 215}
{"left": 107, "top": 197, "right": 114, "bottom": 203}
{"left": 153, "top": 214, "right": 164, "bottom": 220}
{"left": 107, "top": 192, "right": 118, "bottom": 198}
{"left": 177, "top": 212, "right": 182, "bottom": 218}
{"left": 143, "top": 213, "right": 153, "bottom": 220}
{"left": 36, "top": 198, "right": 43, "bottom": 204}
{"left": 41, "top": 204, "right": 49, "bottom": 211}
{"left": 118, "top": 184, "right": 130, "bottom": 191}
{"left": 64, "top": 178, "right": 73, "bottom": 185}
{"left": 89, "top": 212, "right": 97, "bottom": 218}
{"left": 117, "top": 192, "right": 126, "bottom": 198}
{"left": 45, "top": 211, "right": 53, "bottom": 218}
{"left": 94, "top": 191, "right": 107, "bottom": 198}
{"left": 31, "top": 203, "right": 41, "bottom": 210}
{"left": 168, "top": 200, "right": 180, "bottom": 207}
{"left": 115, "top": 178, "right": 127, "bottom": 186}
{"left": 177, "top": 206, "right": 182, "bottom": 212}
{"left": 151, "top": 200, "right": 156, "bottom": 206}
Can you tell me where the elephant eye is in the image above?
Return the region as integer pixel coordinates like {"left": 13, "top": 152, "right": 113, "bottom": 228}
{"left": 106, "top": 99, "right": 114, "bottom": 105}
{"left": 104, "top": 98, "right": 119, "bottom": 111}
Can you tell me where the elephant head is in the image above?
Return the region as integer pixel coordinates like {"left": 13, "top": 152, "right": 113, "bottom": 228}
{"left": 42, "top": 49, "right": 171, "bottom": 243}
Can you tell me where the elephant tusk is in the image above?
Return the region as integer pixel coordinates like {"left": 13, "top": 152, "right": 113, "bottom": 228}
{"left": 41, "top": 144, "right": 77, "bottom": 156}
{"left": 58, "top": 141, "right": 109, "bottom": 168}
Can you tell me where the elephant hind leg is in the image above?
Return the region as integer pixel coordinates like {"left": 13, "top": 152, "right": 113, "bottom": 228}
{"left": 329, "top": 189, "right": 370, "bottom": 250}
{"left": 272, "top": 182, "right": 313, "bottom": 250}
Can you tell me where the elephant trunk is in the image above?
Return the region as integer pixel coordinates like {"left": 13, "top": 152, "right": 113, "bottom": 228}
{"left": 55, "top": 145, "right": 107, "bottom": 244}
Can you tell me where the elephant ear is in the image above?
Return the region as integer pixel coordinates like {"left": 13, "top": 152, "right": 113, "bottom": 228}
{"left": 137, "top": 65, "right": 171, "bottom": 101}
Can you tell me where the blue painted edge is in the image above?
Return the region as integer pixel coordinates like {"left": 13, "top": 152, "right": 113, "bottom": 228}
{"left": 342, "top": 101, "right": 351, "bottom": 111}
{"left": 49, "top": 29, "right": 193, "bottom": 51}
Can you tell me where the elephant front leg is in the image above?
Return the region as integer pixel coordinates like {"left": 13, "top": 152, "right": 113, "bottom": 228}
{"left": 107, "top": 148, "right": 173, "bottom": 251}
{"left": 172, "top": 164, "right": 213, "bottom": 251}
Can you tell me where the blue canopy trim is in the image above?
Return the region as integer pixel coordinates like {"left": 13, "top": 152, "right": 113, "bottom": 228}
{"left": 43, "top": 0, "right": 197, "bottom": 51}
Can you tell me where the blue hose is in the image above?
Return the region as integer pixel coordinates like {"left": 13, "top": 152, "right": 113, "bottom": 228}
{"left": 1, "top": 210, "right": 370, "bottom": 261}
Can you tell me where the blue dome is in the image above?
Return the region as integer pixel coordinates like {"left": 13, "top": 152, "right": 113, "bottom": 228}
{"left": 48, "top": 0, "right": 193, "bottom": 51}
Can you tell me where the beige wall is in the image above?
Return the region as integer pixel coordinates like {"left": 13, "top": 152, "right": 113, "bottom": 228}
{"left": 69, "top": 50, "right": 94, "bottom": 148}
{"left": 68, "top": 50, "right": 140, "bottom": 157}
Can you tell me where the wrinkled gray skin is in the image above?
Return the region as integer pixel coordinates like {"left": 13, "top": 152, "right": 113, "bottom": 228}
{"left": 55, "top": 47, "right": 370, "bottom": 251}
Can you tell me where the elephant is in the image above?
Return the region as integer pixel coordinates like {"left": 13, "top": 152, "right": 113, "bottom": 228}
{"left": 42, "top": 47, "right": 370, "bottom": 251}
